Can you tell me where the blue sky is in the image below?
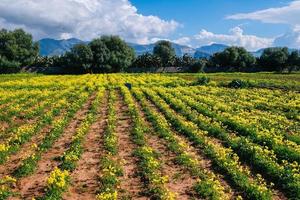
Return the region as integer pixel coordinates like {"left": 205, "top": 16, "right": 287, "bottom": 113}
{"left": 0, "top": 0, "right": 299, "bottom": 50}
{"left": 131, "top": 0, "right": 292, "bottom": 38}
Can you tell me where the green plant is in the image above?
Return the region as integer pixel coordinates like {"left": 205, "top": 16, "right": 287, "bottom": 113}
{"left": 195, "top": 76, "right": 210, "bottom": 85}
{"left": 228, "top": 79, "right": 251, "bottom": 88}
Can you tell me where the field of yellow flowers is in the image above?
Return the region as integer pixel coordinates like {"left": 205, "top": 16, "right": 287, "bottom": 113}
{"left": 0, "top": 73, "right": 299, "bottom": 200}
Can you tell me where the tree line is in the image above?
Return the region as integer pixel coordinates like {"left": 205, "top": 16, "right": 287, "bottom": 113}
{"left": 133, "top": 42, "right": 300, "bottom": 73}
{"left": 0, "top": 28, "right": 299, "bottom": 74}
{"left": 209, "top": 46, "right": 300, "bottom": 73}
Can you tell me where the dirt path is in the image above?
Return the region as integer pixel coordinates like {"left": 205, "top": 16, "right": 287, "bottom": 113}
{"left": 0, "top": 101, "right": 55, "bottom": 142}
{"left": 0, "top": 118, "right": 60, "bottom": 177}
{"left": 9, "top": 93, "right": 96, "bottom": 200}
{"left": 132, "top": 95, "right": 199, "bottom": 200}
{"left": 115, "top": 90, "right": 146, "bottom": 199}
{"left": 149, "top": 90, "right": 288, "bottom": 200}
{"left": 62, "top": 91, "right": 109, "bottom": 200}
{"left": 148, "top": 133, "right": 197, "bottom": 199}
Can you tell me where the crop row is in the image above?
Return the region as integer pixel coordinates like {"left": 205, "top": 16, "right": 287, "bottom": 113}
{"left": 42, "top": 89, "right": 104, "bottom": 199}
{"left": 179, "top": 86, "right": 299, "bottom": 143}
{"left": 121, "top": 86, "right": 176, "bottom": 199}
{"left": 170, "top": 87, "right": 300, "bottom": 163}
{"left": 148, "top": 87, "right": 300, "bottom": 199}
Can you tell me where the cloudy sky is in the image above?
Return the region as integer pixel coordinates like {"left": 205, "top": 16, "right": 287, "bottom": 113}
{"left": 0, "top": 0, "right": 299, "bottom": 50}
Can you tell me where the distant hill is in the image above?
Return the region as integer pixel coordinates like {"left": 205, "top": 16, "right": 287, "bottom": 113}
{"left": 127, "top": 42, "right": 196, "bottom": 57}
{"left": 127, "top": 43, "right": 155, "bottom": 56}
{"left": 251, "top": 49, "right": 265, "bottom": 57}
{"left": 193, "top": 51, "right": 211, "bottom": 59}
{"left": 38, "top": 38, "right": 298, "bottom": 58}
{"left": 251, "top": 48, "right": 300, "bottom": 57}
{"left": 38, "top": 38, "right": 197, "bottom": 57}
{"left": 38, "top": 38, "right": 226, "bottom": 58}
{"left": 38, "top": 38, "right": 87, "bottom": 56}
{"left": 196, "top": 44, "right": 229, "bottom": 55}
{"left": 172, "top": 43, "right": 196, "bottom": 57}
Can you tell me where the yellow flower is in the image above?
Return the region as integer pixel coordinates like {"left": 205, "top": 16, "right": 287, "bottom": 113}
{"left": 31, "top": 143, "right": 38, "bottom": 149}
{"left": 0, "top": 144, "right": 8, "bottom": 152}
{"left": 96, "top": 191, "right": 118, "bottom": 200}
{"left": 47, "top": 167, "right": 69, "bottom": 190}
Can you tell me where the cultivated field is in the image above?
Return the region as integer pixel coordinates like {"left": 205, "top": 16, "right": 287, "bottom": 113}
{"left": 0, "top": 73, "right": 299, "bottom": 200}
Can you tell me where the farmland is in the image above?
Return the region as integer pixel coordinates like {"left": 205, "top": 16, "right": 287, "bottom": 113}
{"left": 0, "top": 73, "right": 299, "bottom": 200}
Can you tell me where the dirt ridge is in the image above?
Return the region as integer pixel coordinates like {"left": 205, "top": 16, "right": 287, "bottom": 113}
{"left": 62, "top": 91, "right": 109, "bottom": 200}
{"left": 9, "top": 93, "right": 96, "bottom": 200}
{"left": 115, "top": 90, "right": 146, "bottom": 199}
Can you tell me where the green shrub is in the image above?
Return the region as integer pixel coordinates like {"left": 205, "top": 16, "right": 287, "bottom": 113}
{"left": 195, "top": 76, "right": 210, "bottom": 85}
{"left": 228, "top": 79, "right": 251, "bottom": 88}
{"left": 0, "top": 56, "right": 21, "bottom": 74}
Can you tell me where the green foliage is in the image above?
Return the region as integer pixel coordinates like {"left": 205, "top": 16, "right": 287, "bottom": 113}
{"left": 165, "top": 88, "right": 300, "bottom": 199}
{"left": 287, "top": 50, "right": 300, "bottom": 72}
{"left": 100, "top": 35, "right": 135, "bottom": 72}
{"left": 228, "top": 79, "right": 251, "bottom": 88}
{"left": 193, "top": 180, "right": 224, "bottom": 200}
{"left": 65, "top": 44, "right": 93, "bottom": 73}
{"left": 0, "top": 176, "right": 16, "bottom": 200}
{"left": 195, "top": 76, "right": 210, "bottom": 85}
{"left": 89, "top": 38, "right": 110, "bottom": 72}
{"left": 61, "top": 36, "right": 135, "bottom": 73}
{"left": 189, "top": 59, "right": 207, "bottom": 73}
{"left": 0, "top": 56, "right": 21, "bottom": 74}
{"left": 259, "top": 47, "right": 289, "bottom": 72}
{"left": 13, "top": 154, "right": 40, "bottom": 178}
{"left": 0, "top": 29, "right": 39, "bottom": 69}
{"left": 131, "top": 53, "right": 162, "bottom": 68}
{"left": 42, "top": 168, "right": 70, "bottom": 200}
{"left": 210, "top": 46, "right": 256, "bottom": 72}
{"left": 153, "top": 40, "right": 176, "bottom": 67}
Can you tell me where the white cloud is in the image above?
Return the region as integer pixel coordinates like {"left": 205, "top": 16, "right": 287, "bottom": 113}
{"left": 0, "top": 0, "right": 179, "bottom": 43}
{"left": 149, "top": 27, "right": 274, "bottom": 51}
{"left": 274, "top": 26, "right": 300, "bottom": 48}
{"left": 227, "top": 1, "right": 300, "bottom": 26}
{"left": 226, "top": 1, "right": 300, "bottom": 49}
{"left": 148, "top": 37, "right": 171, "bottom": 44}
{"left": 188, "top": 27, "right": 274, "bottom": 51}
{"left": 172, "top": 37, "right": 192, "bottom": 46}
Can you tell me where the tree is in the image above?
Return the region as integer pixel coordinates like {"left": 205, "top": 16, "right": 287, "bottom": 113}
{"left": 0, "top": 29, "right": 39, "bottom": 67}
{"left": 210, "top": 47, "right": 256, "bottom": 72}
{"left": 153, "top": 40, "right": 176, "bottom": 68}
{"left": 182, "top": 54, "right": 196, "bottom": 67}
{"left": 0, "top": 55, "right": 20, "bottom": 74}
{"left": 65, "top": 44, "right": 93, "bottom": 73}
{"left": 31, "top": 56, "right": 54, "bottom": 68}
{"left": 189, "top": 59, "right": 208, "bottom": 73}
{"left": 287, "top": 51, "right": 300, "bottom": 73}
{"left": 259, "top": 47, "right": 289, "bottom": 72}
{"left": 89, "top": 38, "right": 110, "bottom": 72}
{"left": 99, "top": 35, "right": 135, "bottom": 72}
{"left": 131, "top": 53, "right": 162, "bottom": 69}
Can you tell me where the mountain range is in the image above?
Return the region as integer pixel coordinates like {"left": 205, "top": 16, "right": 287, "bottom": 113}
{"left": 38, "top": 38, "right": 202, "bottom": 57}
{"left": 38, "top": 38, "right": 298, "bottom": 58}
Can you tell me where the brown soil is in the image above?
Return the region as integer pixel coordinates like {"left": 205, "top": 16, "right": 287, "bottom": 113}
{"left": 115, "top": 90, "right": 146, "bottom": 199}
{"left": 0, "top": 123, "right": 55, "bottom": 177}
{"left": 136, "top": 93, "right": 240, "bottom": 199}
{"left": 62, "top": 91, "right": 109, "bottom": 200}
{"left": 0, "top": 101, "right": 11, "bottom": 110}
{"left": 9, "top": 93, "right": 96, "bottom": 200}
{"left": 0, "top": 103, "right": 53, "bottom": 142}
{"left": 0, "top": 93, "right": 64, "bottom": 140}
{"left": 0, "top": 111, "right": 68, "bottom": 176}
{"left": 133, "top": 96, "right": 197, "bottom": 200}
{"left": 0, "top": 121, "right": 9, "bottom": 132}
{"left": 148, "top": 133, "right": 196, "bottom": 200}
{"left": 158, "top": 90, "right": 288, "bottom": 200}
